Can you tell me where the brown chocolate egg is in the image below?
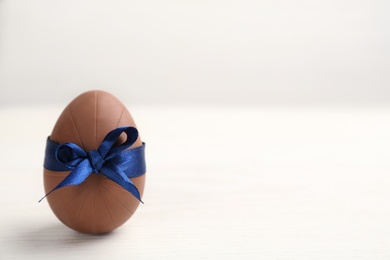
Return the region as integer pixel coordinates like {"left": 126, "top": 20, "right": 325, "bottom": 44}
{"left": 44, "top": 90, "right": 145, "bottom": 234}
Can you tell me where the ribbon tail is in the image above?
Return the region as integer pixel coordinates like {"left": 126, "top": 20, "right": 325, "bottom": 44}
{"left": 39, "top": 159, "right": 93, "bottom": 202}
{"left": 101, "top": 164, "right": 143, "bottom": 203}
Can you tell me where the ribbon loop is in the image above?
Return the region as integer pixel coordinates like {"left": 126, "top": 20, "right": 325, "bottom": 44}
{"left": 56, "top": 142, "right": 87, "bottom": 168}
{"left": 40, "top": 126, "right": 146, "bottom": 203}
{"left": 100, "top": 126, "right": 139, "bottom": 160}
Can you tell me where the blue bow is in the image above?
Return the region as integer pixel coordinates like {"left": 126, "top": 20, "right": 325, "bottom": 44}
{"left": 40, "top": 126, "right": 146, "bottom": 203}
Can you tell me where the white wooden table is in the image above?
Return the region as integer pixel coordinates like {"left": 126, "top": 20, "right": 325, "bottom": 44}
{"left": 1, "top": 105, "right": 389, "bottom": 259}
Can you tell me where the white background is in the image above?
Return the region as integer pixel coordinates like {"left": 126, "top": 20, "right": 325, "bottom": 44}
{"left": 0, "top": 0, "right": 389, "bottom": 106}
{"left": 1, "top": 1, "right": 390, "bottom": 259}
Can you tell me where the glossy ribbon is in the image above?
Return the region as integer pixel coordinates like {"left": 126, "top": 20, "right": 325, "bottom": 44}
{"left": 40, "top": 126, "right": 146, "bottom": 203}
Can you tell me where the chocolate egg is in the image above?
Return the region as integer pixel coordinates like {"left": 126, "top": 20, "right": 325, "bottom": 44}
{"left": 43, "top": 90, "right": 145, "bottom": 234}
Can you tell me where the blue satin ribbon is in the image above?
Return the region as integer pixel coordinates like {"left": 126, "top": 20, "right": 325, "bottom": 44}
{"left": 40, "top": 126, "right": 146, "bottom": 203}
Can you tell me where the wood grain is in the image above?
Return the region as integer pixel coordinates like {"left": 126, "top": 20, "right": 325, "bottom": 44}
{"left": 0, "top": 105, "right": 390, "bottom": 259}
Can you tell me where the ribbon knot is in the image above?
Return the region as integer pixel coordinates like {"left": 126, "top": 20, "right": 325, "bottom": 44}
{"left": 40, "top": 126, "right": 146, "bottom": 203}
{"left": 88, "top": 150, "right": 105, "bottom": 173}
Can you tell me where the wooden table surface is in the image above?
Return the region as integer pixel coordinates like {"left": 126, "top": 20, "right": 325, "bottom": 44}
{"left": 1, "top": 105, "right": 389, "bottom": 259}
